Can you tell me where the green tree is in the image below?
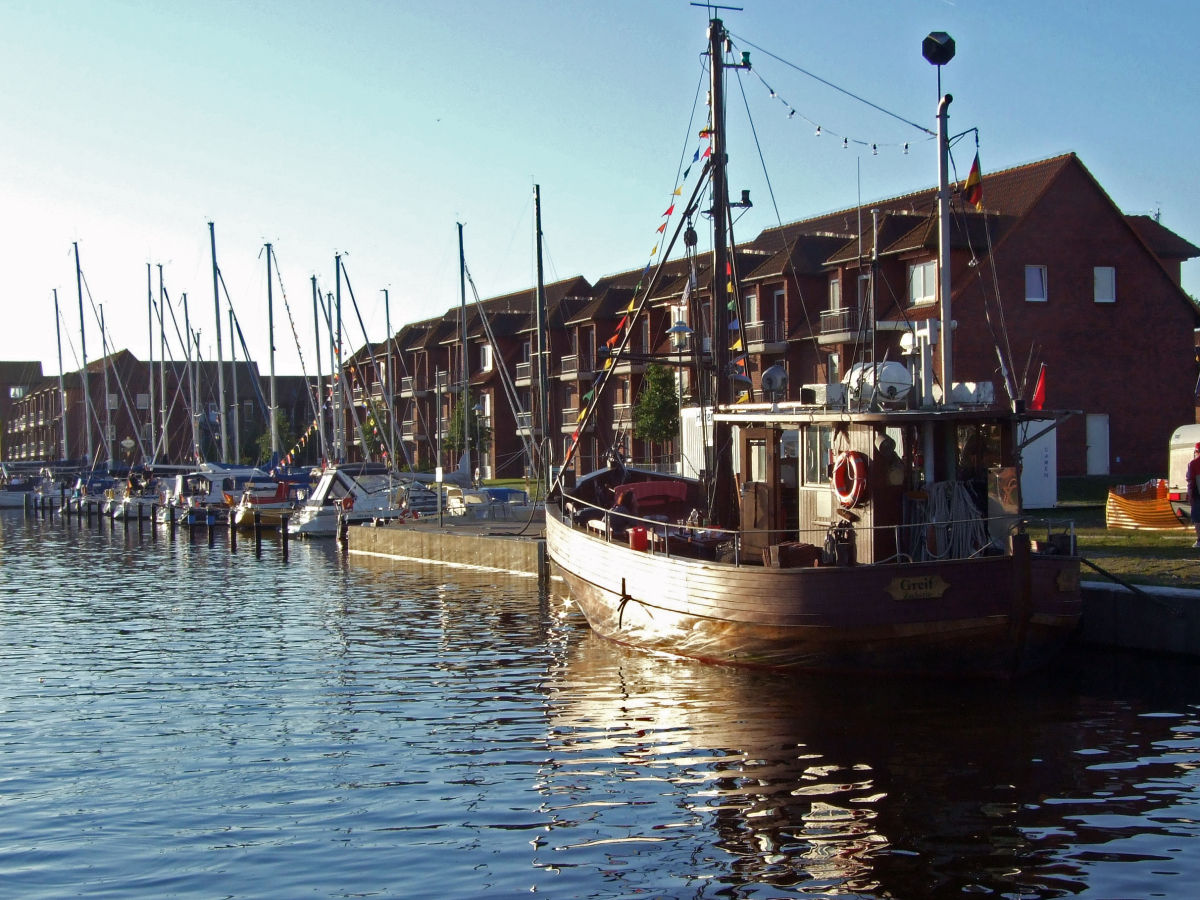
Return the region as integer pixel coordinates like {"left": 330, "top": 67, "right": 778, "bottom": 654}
{"left": 632, "top": 364, "right": 679, "bottom": 458}
{"left": 443, "top": 394, "right": 492, "bottom": 458}
{"left": 252, "top": 409, "right": 297, "bottom": 466}
{"left": 362, "top": 407, "right": 391, "bottom": 461}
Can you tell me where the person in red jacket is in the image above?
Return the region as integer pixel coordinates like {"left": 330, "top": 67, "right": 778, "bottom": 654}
{"left": 1187, "top": 442, "right": 1200, "bottom": 548}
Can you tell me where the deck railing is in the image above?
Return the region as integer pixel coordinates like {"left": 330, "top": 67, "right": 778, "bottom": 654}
{"left": 559, "top": 491, "right": 1073, "bottom": 566}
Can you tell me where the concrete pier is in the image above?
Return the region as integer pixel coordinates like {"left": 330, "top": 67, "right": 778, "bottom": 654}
{"left": 348, "top": 518, "right": 547, "bottom": 581}
{"left": 1078, "top": 581, "right": 1200, "bottom": 657}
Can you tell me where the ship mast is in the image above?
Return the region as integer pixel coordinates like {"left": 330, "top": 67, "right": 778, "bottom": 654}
{"left": 73, "top": 242, "right": 93, "bottom": 465}
{"left": 707, "top": 16, "right": 747, "bottom": 528}
{"left": 208, "top": 222, "right": 228, "bottom": 462}
{"left": 53, "top": 290, "right": 69, "bottom": 460}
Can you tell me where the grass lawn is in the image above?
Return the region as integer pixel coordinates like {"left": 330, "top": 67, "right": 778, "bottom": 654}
{"left": 1035, "top": 476, "right": 1199, "bottom": 590}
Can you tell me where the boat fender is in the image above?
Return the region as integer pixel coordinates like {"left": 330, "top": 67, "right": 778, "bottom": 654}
{"left": 833, "top": 451, "right": 868, "bottom": 507}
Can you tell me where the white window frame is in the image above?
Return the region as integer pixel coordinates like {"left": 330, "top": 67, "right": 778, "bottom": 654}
{"left": 1094, "top": 266, "right": 1116, "bottom": 304}
{"left": 908, "top": 260, "right": 937, "bottom": 307}
{"left": 857, "top": 273, "right": 872, "bottom": 309}
{"left": 745, "top": 291, "right": 760, "bottom": 323}
{"left": 1025, "top": 265, "right": 1048, "bottom": 303}
{"left": 479, "top": 343, "right": 493, "bottom": 373}
{"left": 136, "top": 392, "right": 150, "bottom": 410}
{"left": 829, "top": 276, "right": 841, "bottom": 311}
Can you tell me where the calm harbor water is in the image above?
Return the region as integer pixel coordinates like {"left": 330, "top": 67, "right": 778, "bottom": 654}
{"left": 2, "top": 509, "right": 1200, "bottom": 898}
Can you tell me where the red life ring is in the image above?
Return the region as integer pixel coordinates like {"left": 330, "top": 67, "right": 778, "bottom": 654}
{"left": 832, "top": 451, "right": 868, "bottom": 507}
{"left": 338, "top": 495, "right": 355, "bottom": 511}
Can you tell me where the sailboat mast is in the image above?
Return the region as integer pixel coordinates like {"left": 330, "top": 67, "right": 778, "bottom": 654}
{"left": 457, "top": 222, "right": 470, "bottom": 481}
{"left": 99, "top": 304, "right": 113, "bottom": 465}
{"left": 383, "top": 288, "right": 398, "bottom": 467}
{"left": 147, "top": 263, "right": 157, "bottom": 462}
{"left": 311, "top": 275, "right": 328, "bottom": 463}
{"left": 266, "top": 243, "right": 279, "bottom": 459}
{"left": 53, "top": 289, "right": 69, "bottom": 460}
{"left": 208, "top": 222, "right": 228, "bottom": 462}
{"left": 73, "top": 242, "right": 93, "bottom": 464}
{"left": 334, "top": 255, "right": 344, "bottom": 462}
{"left": 157, "top": 265, "right": 169, "bottom": 463}
{"left": 229, "top": 308, "right": 241, "bottom": 464}
{"left": 533, "top": 185, "right": 550, "bottom": 466}
{"left": 183, "top": 292, "right": 199, "bottom": 462}
{"left": 708, "top": 17, "right": 737, "bottom": 527}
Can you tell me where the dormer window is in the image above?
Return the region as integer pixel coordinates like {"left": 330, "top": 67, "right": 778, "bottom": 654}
{"left": 908, "top": 260, "right": 937, "bottom": 306}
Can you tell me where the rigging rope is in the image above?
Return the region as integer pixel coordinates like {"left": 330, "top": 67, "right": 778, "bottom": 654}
{"left": 730, "top": 31, "right": 936, "bottom": 139}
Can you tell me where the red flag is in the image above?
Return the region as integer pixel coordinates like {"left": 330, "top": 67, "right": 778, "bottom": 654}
{"left": 1030, "top": 364, "right": 1046, "bottom": 411}
{"left": 964, "top": 152, "right": 982, "bottom": 210}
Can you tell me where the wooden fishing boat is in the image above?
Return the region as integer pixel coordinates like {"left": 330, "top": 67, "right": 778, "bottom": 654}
{"left": 545, "top": 17, "right": 1082, "bottom": 678}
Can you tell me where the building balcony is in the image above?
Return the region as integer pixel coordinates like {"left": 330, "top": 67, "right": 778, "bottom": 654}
{"left": 401, "top": 420, "right": 424, "bottom": 442}
{"left": 434, "top": 373, "right": 465, "bottom": 394}
{"left": 607, "top": 355, "right": 646, "bottom": 376}
{"left": 558, "top": 353, "right": 594, "bottom": 380}
{"left": 818, "top": 306, "right": 860, "bottom": 345}
{"left": 745, "top": 319, "right": 787, "bottom": 353}
{"left": 560, "top": 406, "right": 593, "bottom": 433}
{"left": 400, "top": 376, "right": 428, "bottom": 398}
{"left": 515, "top": 410, "right": 542, "bottom": 437}
{"left": 514, "top": 361, "right": 533, "bottom": 386}
{"left": 350, "top": 383, "right": 386, "bottom": 405}
{"left": 611, "top": 403, "right": 633, "bottom": 431}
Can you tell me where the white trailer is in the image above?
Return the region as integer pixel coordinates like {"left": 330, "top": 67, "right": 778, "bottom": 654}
{"left": 1167, "top": 424, "right": 1200, "bottom": 519}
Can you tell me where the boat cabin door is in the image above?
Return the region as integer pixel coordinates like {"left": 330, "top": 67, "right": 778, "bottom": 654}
{"left": 739, "top": 426, "right": 786, "bottom": 559}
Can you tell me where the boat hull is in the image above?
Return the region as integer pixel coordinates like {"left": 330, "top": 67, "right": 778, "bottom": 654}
{"left": 546, "top": 509, "right": 1081, "bottom": 678}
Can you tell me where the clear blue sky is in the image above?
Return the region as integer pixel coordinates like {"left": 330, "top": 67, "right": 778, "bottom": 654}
{"left": 3, "top": 0, "right": 1196, "bottom": 377}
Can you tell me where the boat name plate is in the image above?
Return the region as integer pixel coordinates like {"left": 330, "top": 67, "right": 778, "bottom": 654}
{"left": 887, "top": 574, "right": 950, "bottom": 601}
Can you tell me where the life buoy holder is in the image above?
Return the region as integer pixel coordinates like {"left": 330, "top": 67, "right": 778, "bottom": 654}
{"left": 833, "top": 451, "right": 869, "bottom": 507}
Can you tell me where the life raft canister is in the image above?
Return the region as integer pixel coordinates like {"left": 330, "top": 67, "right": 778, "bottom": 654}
{"left": 832, "top": 450, "right": 869, "bottom": 507}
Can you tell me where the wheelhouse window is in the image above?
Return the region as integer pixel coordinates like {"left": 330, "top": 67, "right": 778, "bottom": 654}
{"left": 908, "top": 260, "right": 937, "bottom": 306}
{"left": 1094, "top": 266, "right": 1116, "bottom": 303}
{"left": 1025, "top": 265, "right": 1048, "bottom": 302}
{"left": 802, "top": 424, "right": 833, "bottom": 486}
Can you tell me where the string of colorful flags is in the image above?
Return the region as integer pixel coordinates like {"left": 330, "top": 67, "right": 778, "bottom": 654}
{"left": 560, "top": 130, "right": 715, "bottom": 473}
{"left": 732, "top": 32, "right": 936, "bottom": 156}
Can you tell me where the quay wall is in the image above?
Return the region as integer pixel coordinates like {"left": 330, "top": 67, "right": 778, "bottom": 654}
{"left": 348, "top": 523, "right": 547, "bottom": 580}
{"left": 1078, "top": 581, "right": 1200, "bottom": 658}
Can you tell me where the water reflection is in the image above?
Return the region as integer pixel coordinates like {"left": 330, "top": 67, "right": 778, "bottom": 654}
{"left": 540, "top": 627, "right": 1200, "bottom": 898}
{"left": 4, "top": 510, "right": 1200, "bottom": 898}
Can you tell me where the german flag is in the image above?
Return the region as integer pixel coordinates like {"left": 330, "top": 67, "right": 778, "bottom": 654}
{"left": 963, "top": 153, "right": 983, "bottom": 210}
